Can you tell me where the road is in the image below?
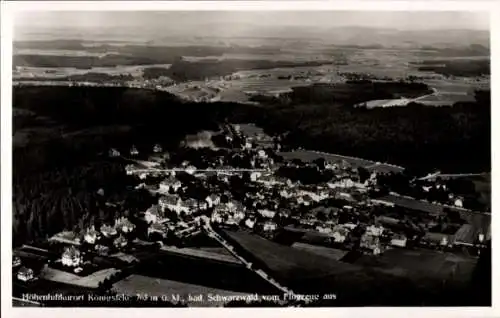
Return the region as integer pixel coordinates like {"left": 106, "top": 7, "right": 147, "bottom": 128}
{"left": 200, "top": 219, "right": 296, "bottom": 298}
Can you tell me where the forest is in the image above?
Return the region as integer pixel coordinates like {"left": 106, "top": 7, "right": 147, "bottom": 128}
{"left": 415, "top": 58, "right": 490, "bottom": 77}
{"left": 251, "top": 88, "right": 490, "bottom": 173}
{"left": 164, "top": 59, "right": 329, "bottom": 81}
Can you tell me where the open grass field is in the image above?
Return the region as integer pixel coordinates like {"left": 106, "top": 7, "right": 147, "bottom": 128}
{"left": 14, "top": 64, "right": 172, "bottom": 79}
{"left": 113, "top": 274, "right": 253, "bottom": 307}
{"left": 291, "top": 242, "right": 348, "bottom": 261}
{"left": 40, "top": 267, "right": 119, "bottom": 288}
{"left": 352, "top": 248, "right": 477, "bottom": 283}
{"left": 365, "top": 163, "right": 405, "bottom": 174}
{"left": 160, "top": 245, "right": 242, "bottom": 265}
{"left": 222, "top": 229, "right": 357, "bottom": 280}
{"left": 279, "top": 150, "right": 375, "bottom": 168}
{"left": 221, "top": 229, "right": 475, "bottom": 305}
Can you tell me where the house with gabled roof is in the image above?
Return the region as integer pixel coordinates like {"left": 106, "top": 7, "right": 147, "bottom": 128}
{"left": 205, "top": 194, "right": 221, "bottom": 208}
{"left": 84, "top": 225, "right": 100, "bottom": 244}
{"left": 17, "top": 266, "right": 35, "bottom": 282}
{"left": 160, "top": 177, "right": 182, "bottom": 193}
{"left": 62, "top": 246, "right": 82, "bottom": 267}
{"left": 115, "top": 217, "right": 135, "bottom": 233}
{"left": 100, "top": 224, "right": 118, "bottom": 238}
{"left": 145, "top": 204, "right": 166, "bottom": 224}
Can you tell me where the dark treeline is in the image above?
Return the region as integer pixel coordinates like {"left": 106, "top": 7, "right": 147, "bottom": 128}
{"left": 251, "top": 89, "right": 490, "bottom": 173}
{"left": 14, "top": 41, "right": 284, "bottom": 69}
{"left": 16, "top": 72, "right": 134, "bottom": 83}
{"left": 278, "top": 81, "right": 433, "bottom": 105}
{"left": 416, "top": 58, "right": 490, "bottom": 77}
{"left": 142, "top": 67, "right": 171, "bottom": 80}
{"left": 14, "top": 54, "right": 161, "bottom": 69}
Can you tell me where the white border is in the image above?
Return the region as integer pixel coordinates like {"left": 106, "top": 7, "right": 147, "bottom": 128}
{"left": 1, "top": 2, "right": 498, "bottom": 318}
{"left": 1, "top": 1, "right": 498, "bottom": 11}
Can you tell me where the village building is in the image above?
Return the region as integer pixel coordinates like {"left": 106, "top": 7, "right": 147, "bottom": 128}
{"left": 390, "top": 234, "right": 407, "bottom": 247}
{"left": 211, "top": 207, "right": 227, "bottom": 223}
{"left": 100, "top": 224, "right": 118, "bottom": 238}
{"left": 245, "top": 218, "right": 256, "bottom": 229}
{"left": 17, "top": 267, "right": 35, "bottom": 282}
{"left": 232, "top": 210, "right": 246, "bottom": 223}
{"left": 297, "top": 194, "right": 314, "bottom": 206}
{"left": 125, "top": 164, "right": 136, "bottom": 175}
{"left": 145, "top": 204, "right": 166, "bottom": 224}
{"left": 115, "top": 217, "right": 136, "bottom": 233}
{"left": 113, "top": 235, "right": 128, "bottom": 249}
{"left": 343, "top": 223, "right": 358, "bottom": 230}
{"left": 423, "top": 232, "right": 451, "bottom": 247}
{"left": 158, "top": 194, "right": 182, "bottom": 212}
{"left": 205, "top": 194, "right": 220, "bottom": 208}
{"left": 454, "top": 197, "right": 464, "bottom": 208}
{"left": 185, "top": 165, "right": 197, "bottom": 175}
{"left": 62, "top": 246, "right": 82, "bottom": 267}
{"left": 331, "top": 230, "right": 347, "bottom": 243}
{"left": 360, "top": 233, "right": 382, "bottom": 255}
{"left": 279, "top": 189, "right": 294, "bottom": 199}
{"left": 13, "top": 256, "right": 21, "bottom": 267}
{"left": 250, "top": 171, "right": 262, "bottom": 182}
{"left": 159, "top": 177, "right": 182, "bottom": 193}
{"left": 258, "top": 209, "right": 276, "bottom": 219}
{"left": 109, "top": 148, "right": 121, "bottom": 157}
{"left": 148, "top": 223, "right": 168, "bottom": 239}
{"left": 84, "top": 225, "right": 100, "bottom": 244}
{"left": 130, "top": 145, "right": 139, "bottom": 156}
{"left": 153, "top": 144, "right": 163, "bottom": 153}
{"left": 365, "top": 224, "right": 385, "bottom": 237}
{"left": 262, "top": 221, "right": 278, "bottom": 232}
{"left": 94, "top": 244, "right": 110, "bottom": 255}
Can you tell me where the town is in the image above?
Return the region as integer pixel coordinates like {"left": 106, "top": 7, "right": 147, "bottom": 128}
{"left": 12, "top": 121, "right": 491, "bottom": 307}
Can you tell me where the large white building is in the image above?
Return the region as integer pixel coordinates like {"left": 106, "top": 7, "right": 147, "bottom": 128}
{"left": 62, "top": 246, "right": 81, "bottom": 267}
{"left": 84, "top": 226, "right": 100, "bottom": 244}
{"left": 17, "top": 267, "right": 35, "bottom": 282}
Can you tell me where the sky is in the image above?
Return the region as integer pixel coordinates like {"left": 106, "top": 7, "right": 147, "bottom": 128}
{"left": 15, "top": 11, "right": 490, "bottom": 31}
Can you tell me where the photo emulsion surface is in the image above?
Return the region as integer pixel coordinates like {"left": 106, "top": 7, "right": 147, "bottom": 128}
{"left": 11, "top": 11, "right": 491, "bottom": 307}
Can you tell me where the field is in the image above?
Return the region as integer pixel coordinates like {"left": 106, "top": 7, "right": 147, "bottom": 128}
{"left": 221, "top": 229, "right": 476, "bottom": 305}
{"left": 291, "top": 242, "right": 348, "bottom": 261}
{"left": 365, "top": 163, "right": 405, "bottom": 174}
{"left": 222, "top": 229, "right": 358, "bottom": 280}
{"left": 378, "top": 194, "right": 491, "bottom": 242}
{"left": 40, "top": 266, "right": 119, "bottom": 288}
{"left": 379, "top": 194, "right": 445, "bottom": 215}
{"left": 160, "top": 245, "right": 242, "bottom": 265}
{"left": 351, "top": 248, "right": 477, "bottom": 283}
{"left": 113, "top": 274, "right": 254, "bottom": 307}
{"left": 14, "top": 64, "right": 172, "bottom": 80}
